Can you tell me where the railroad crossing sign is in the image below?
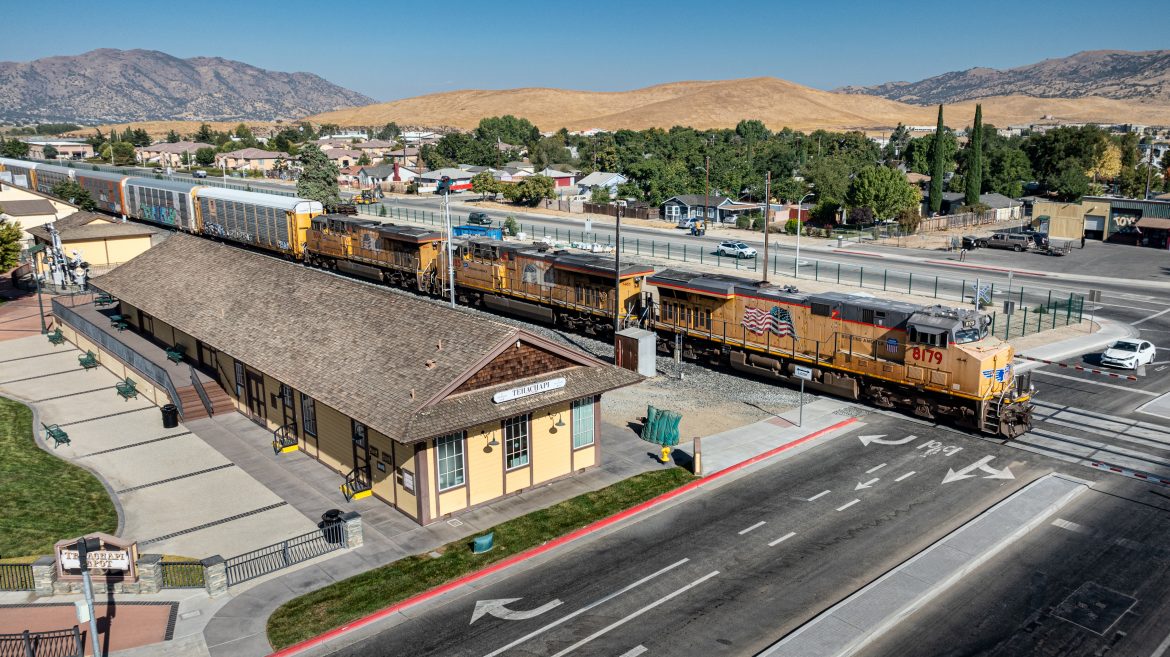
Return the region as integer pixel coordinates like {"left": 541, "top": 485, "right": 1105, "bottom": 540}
{"left": 970, "top": 282, "right": 992, "bottom": 304}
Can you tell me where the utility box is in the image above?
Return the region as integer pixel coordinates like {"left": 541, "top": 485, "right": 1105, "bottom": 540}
{"left": 615, "top": 327, "right": 656, "bottom": 378}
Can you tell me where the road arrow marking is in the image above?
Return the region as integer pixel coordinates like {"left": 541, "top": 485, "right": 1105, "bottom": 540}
{"left": 858, "top": 434, "right": 918, "bottom": 446}
{"left": 895, "top": 471, "right": 916, "bottom": 482}
{"left": 855, "top": 478, "right": 880, "bottom": 490}
{"left": 866, "top": 463, "right": 887, "bottom": 474}
{"left": 941, "top": 455, "right": 1014, "bottom": 484}
{"left": 471, "top": 598, "right": 563, "bottom": 625}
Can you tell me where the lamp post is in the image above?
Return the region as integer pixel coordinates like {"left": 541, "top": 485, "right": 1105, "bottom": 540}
{"left": 702, "top": 155, "right": 711, "bottom": 233}
{"left": 74, "top": 537, "right": 102, "bottom": 657}
{"left": 613, "top": 205, "right": 622, "bottom": 335}
{"left": 762, "top": 171, "right": 771, "bottom": 284}
{"left": 27, "top": 244, "right": 47, "bottom": 334}
{"left": 793, "top": 191, "right": 815, "bottom": 279}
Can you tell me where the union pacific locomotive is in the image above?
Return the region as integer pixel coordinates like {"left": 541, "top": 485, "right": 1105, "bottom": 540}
{"left": 0, "top": 158, "right": 1032, "bottom": 437}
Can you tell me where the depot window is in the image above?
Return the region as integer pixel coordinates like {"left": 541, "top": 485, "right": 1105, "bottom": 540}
{"left": 504, "top": 414, "right": 530, "bottom": 469}
{"left": 436, "top": 432, "right": 466, "bottom": 490}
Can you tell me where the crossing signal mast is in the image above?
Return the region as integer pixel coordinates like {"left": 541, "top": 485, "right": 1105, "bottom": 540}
{"left": 439, "top": 176, "right": 456, "bottom": 308}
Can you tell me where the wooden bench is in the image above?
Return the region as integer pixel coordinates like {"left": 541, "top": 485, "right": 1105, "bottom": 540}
{"left": 47, "top": 328, "right": 66, "bottom": 346}
{"left": 94, "top": 293, "right": 117, "bottom": 307}
{"left": 42, "top": 423, "right": 70, "bottom": 448}
{"left": 166, "top": 344, "right": 186, "bottom": 364}
{"left": 115, "top": 378, "right": 138, "bottom": 400}
{"left": 78, "top": 351, "right": 98, "bottom": 370}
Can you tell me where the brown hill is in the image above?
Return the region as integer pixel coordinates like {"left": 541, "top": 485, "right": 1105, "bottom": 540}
{"left": 306, "top": 77, "right": 1170, "bottom": 132}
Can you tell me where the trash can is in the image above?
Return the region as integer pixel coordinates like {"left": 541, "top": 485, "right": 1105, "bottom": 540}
{"left": 161, "top": 404, "right": 179, "bottom": 429}
{"left": 320, "top": 509, "right": 344, "bottom": 543}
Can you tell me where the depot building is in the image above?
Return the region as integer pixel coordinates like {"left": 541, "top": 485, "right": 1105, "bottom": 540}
{"left": 88, "top": 234, "right": 641, "bottom": 524}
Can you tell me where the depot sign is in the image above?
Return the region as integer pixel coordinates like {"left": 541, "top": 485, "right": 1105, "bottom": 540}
{"left": 59, "top": 549, "right": 130, "bottom": 572}
{"left": 492, "top": 377, "right": 566, "bottom": 404}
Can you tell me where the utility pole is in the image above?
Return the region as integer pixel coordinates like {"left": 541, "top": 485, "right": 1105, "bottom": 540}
{"left": 703, "top": 155, "right": 710, "bottom": 233}
{"left": 1145, "top": 144, "right": 1155, "bottom": 200}
{"left": 613, "top": 205, "right": 622, "bottom": 335}
{"left": 762, "top": 171, "right": 771, "bottom": 284}
{"left": 442, "top": 177, "right": 456, "bottom": 308}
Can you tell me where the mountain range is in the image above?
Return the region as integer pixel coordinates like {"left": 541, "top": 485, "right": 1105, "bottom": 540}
{"left": 0, "top": 49, "right": 374, "bottom": 124}
{"left": 837, "top": 50, "right": 1170, "bottom": 105}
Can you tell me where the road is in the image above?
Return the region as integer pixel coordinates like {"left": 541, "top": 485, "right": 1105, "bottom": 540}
{"left": 326, "top": 413, "right": 1069, "bottom": 657}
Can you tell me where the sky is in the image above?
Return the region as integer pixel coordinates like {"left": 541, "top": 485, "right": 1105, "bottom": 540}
{"left": 1, "top": 0, "right": 1165, "bottom": 102}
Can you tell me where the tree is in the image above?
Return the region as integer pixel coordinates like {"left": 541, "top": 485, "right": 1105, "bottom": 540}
{"left": 475, "top": 115, "right": 540, "bottom": 149}
{"left": 317, "top": 123, "right": 340, "bottom": 137}
{"left": 166, "top": 130, "right": 181, "bottom": 143}
{"left": 2, "top": 139, "right": 29, "bottom": 158}
{"left": 896, "top": 206, "right": 921, "bottom": 234}
{"left": 111, "top": 142, "right": 136, "bottom": 165}
{"left": 194, "top": 147, "right": 216, "bottom": 167}
{"left": 51, "top": 180, "right": 96, "bottom": 211}
{"left": 845, "top": 166, "right": 921, "bottom": 220}
{"left": 883, "top": 123, "right": 912, "bottom": 160}
{"left": 530, "top": 137, "right": 571, "bottom": 171}
{"left": 1086, "top": 140, "right": 1122, "bottom": 184}
{"left": 356, "top": 153, "right": 372, "bottom": 166}
{"left": 0, "top": 215, "right": 22, "bottom": 271}
{"left": 296, "top": 144, "right": 341, "bottom": 208}
{"left": 375, "top": 122, "right": 401, "bottom": 141}
{"left": 504, "top": 175, "right": 555, "bottom": 206}
{"left": 471, "top": 170, "right": 499, "bottom": 199}
{"left": 85, "top": 129, "right": 105, "bottom": 151}
{"left": 42, "top": 145, "right": 59, "bottom": 160}
{"left": 194, "top": 123, "right": 214, "bottom": 143}
{"left": 929, "top": 105, "right": 946, "bottom": 214}
{"left": 964, "top": 105, "right": 983, "bottom": 205}
{"left": 1053, "top": 161, "right": 1091, "bottom": 201}
{"left": 589, "top": 186, "right": 612, "bottom": 204}
{"left": 130, "top": 128, "right": 151, "bottom": 147}
{"left": 986, "top": 146, "right": 1031, "bottom": 198}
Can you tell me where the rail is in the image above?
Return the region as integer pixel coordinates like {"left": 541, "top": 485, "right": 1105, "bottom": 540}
{"left": 50, "top": 298, "right": 185, "bottom": 418}
{"left": 272, "top": 422, "right": 298, "bottom": 454}
{"left": 224, "top": 523, "right": 347, "bottom": 587}
{"left": 0, "top": 626, "right": 83, "bottom": 657}
{"left": 189, "top": 365, "right": 213, "bottom": 419}
{"left": 18, "top": 157, "right": 297, "bottom": 196}
{"left": 0, "top": 563, "right": 34, "bottom": 590}
{"left": 160, "top": 560, "right": 205, "bottom": 589}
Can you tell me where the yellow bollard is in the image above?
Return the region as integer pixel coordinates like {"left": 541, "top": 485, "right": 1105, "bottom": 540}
{"left": 660, "top": 445, "right": 671, "bottom": 463}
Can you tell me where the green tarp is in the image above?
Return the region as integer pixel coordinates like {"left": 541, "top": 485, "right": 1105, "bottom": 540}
{"left": 641, "top": 405, "right": 681, "bottom": 447}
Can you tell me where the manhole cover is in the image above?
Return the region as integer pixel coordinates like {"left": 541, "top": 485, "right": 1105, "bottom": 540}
{"left": 1053, "top": 581, "right": 1136, "bottom": 636}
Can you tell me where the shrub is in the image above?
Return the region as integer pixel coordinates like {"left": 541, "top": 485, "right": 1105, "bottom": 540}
{"left": 503, "top": 216, "right": 520, "bottom": 236}
{"left": 735, "top": 215, "right": 752, "bottom": 230}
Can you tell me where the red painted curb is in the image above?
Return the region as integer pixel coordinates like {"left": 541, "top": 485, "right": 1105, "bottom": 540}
{"left": 267, "top": 417, "right": 859, "bottom": 656}
{"left": 832, "top": 249, "right": 885, "bottom": 258}
{"left": 924, "top": 260, "right": 1047, "bottom": 276}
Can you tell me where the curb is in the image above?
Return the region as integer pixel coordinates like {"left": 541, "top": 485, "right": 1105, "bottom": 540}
{"left": 924, "top": 259, "right": 1048, "bottom": 276}
{"left": 267, "top": 417, "right": 859, "bottom": 657}
{"left": 1014, "top": 319, "right": 1139, "bottom": 374}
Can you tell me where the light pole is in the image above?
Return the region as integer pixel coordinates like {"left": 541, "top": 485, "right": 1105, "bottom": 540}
{"left": 74, "top": 537, "right": 102, "bottom": 657}
{"left": 613, "top": 205, "right": 622, "bottom": 335}
{"left": 27, "top": 244, "right": 47, "bottom": 333}
{"left": 441, "top": 176, "right": 456, "bottom": 308}
{"left": 793, "top": 191, "right": 815, "bottom": 279}
{"left": 762, "top": 171, "right": 771, "bottom": 284}
{"left": 702, "top": 155, "right": 711, "bottom": 233}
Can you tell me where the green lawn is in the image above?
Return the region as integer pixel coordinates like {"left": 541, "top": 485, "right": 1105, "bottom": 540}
{"left": 0, "top": 396, "right": 118, "bottom": 557}
{"left": 267, "top": 467, "right": 695, "bottom": 649}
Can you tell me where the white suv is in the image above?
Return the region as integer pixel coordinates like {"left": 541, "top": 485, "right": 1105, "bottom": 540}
{"left": 718, "top": 241, "right": 757, "bottom": 258}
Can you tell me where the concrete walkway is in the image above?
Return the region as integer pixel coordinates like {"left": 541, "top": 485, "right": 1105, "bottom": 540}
{"left": 1015, "top": 317, "right": 1137, "bottom": 373}
{"left": 758, "top": 472, "right": 1090, "bottom": 657}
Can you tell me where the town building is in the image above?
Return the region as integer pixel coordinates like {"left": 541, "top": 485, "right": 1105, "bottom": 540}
{"left": 29, "top": 211, "right": 162, "bottom": 270}
{"left": 324, "top": 148, "right": 363, "bottom": 168}
{"left": 576, "top": 172, "right": 628, "bottom": 199}
{"left": 78, "top": 235, "right": 640, "bottom": 523}
{"left": 21, "top": 139, "right": 94, "bottom": 160}
{"left": 1034, "top": 196, "right": 1170, "bottom": 248}
{"left": 215, "top": 148, "right": 287, "bottom": 173}
{"left": 661, "top": 194, "right": 736, "bottom": 224}
{"left": 135, "top": 142, "right": 212, "bottom": 168}
{"left": 0, "top": 182, "right": 77, "bottom": 246}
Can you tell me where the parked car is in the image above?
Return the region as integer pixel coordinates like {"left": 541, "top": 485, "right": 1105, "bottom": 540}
{"left": 467, "top": 211, "right": 493, "bottom": 226}
{"left": 192, "top": 170, "right": 208, "bottom": 179}
{"left": 980, "top": 232, "right": 1035, "bottom": 251}
{"left": 718, "top": 241, "right": 757, "bottom": 258}
{"left": 1100, "top": 339, "right": 1156, "bottom": 370}
{"left": 960, "top": 235, "right": 981, "bottom": 250}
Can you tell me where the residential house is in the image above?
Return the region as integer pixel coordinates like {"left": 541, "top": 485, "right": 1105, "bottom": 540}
{"left": 402, "top": 130, "right": 439, "bottom": 145}
{"left": 660, "top": 194, "right": 736, "bottom": 224}
{"left": 575, "top": 172, "right": 628, "bottom": 199}
{"left": 353, "top": 139, "right": 398, "bottom": 159}
{"left": 215, "top": 148, "right": 287, "bottom": 173}
{"left": 418, "top": 168, "right": 475, "bottom": 192}
{"left": 136, "top": 142, "right": 213, "bottom": 168}
{"left": 338, "top": 165, "right": 364, "bottom": 188}
{"left": 493, "top": 167, "right": 531, "bottom": 183}
{"left": 0, "top": 183, "right": 77, "bottom": 246}
{"left": 358, "top": 163, "right": 418, "bottom": 188}
{"left": 979, "top": 193, "right": 1024, "bottom": 221}
{"left": 384, "top": 147, "right": 420, "bottom": 168}
{"left": 505, "top": 161, "right": 534, "bottom": 174}
{"left": 536, "top": 168, "right": 576, "bottom": 188}
{"left": 325, "top": 148, "right": 363, "bottom": 168}
{"left": 23, "top": 140, "right": 94, "bottom": 160}
{"left": 316, "top": 138, "right": 356, "bottom": 150}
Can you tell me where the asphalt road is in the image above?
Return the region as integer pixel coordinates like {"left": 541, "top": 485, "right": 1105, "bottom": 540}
{"left": 858, "top": 474, "right": 1170, "bottom": 657}
{"left": 327, "top": 413, "right": 1068, "bottom": 657}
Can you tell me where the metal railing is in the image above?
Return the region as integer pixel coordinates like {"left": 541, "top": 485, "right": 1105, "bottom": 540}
{"left": 20, "top": 157, "right": 297, "bottom": 197}
{"left": 190, "top": 365, "right": 213, "bottom": 418}
{"left": 160, "top": 560, "right": 205, "bottom": 589}
{"left": 0, "top": 626, "right": 83, "bottom": 657}
{"left": 0, "top": 563, "right": 34, "bottom": 591}
{"left": 51, "top": 298, "right": 184, "bottom": 417}
{"left": 272, "top": 423, "right": 298, "bottom": 454}
{"left": 224, "top": 523, "right": 347, "bottom": 587}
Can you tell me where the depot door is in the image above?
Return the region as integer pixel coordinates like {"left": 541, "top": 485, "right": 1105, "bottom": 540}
{"left": 245, "top": 368, "right": 266, "bottom": 423}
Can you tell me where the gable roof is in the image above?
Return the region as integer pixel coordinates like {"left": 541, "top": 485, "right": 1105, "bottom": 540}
{"left": 0, "top": 199, "right": 57, "bottom": 216}
{"left": 137, "top": 141, "right": 212, "bottom": 154}
{"left": 90, "top": 234, "right": 639, "bottom": 443}
{"left": 219, "top": 147, "right": 283, "bottom": 159}
{"left": 664, "top": 194, "right": 733, "bottom": 207}
{"left": 324, "top": 148, "right": 362, "bottom": 159}
{"left": 354, "top": 139, "right": 396, "bottom": 149}
{"left": 577, "top": 171, "right": 626, "bottom": 187}
{"left": 28, "top": 211, "right": 158, "bottom": 241}
{"left": 538, "top": 168, "right": 574, "bottom": 178}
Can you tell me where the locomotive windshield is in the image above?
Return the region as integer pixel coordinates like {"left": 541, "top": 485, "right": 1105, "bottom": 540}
{"left": 953, "top": 327, "right": 983, "bottom": 343}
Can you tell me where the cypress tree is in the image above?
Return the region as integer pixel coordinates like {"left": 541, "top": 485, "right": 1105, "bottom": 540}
{"left": 929, "top": 105, "right": 945, "bottom": 214}
{"left": 965, "top": 104, "right": 983, "bottom": 206}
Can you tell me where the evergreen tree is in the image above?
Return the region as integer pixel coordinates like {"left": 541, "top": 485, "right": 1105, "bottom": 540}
{"left": 296, "top": 144, "right": 341, "bottom": 209}
{"left": 964, "top": 104, "right": 983, "bottom": 206}
{"left": 0, "top": 215, "right": 23, "bottom": 271}
{"left": 929, "top": 105, "right": 945, "bottom": 214}
{"left": 166, "top": 130, "right": 181, "bottom": 143}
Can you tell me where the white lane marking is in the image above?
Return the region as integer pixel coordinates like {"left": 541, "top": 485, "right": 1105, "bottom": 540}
{"left": 481, "top": 559, "right": 689, "bottom": 657}
{"left": 895, "top": 471, "right": 917, "bottom": 482}
{"left": 1133, "top": 307, "right": 1170, "bottom": 326}
{"left": 738, "top": 521, "right": 766, "bottom": 535}
{"left": 768, "top": 532, "right": 797, "bottom": 547}
{"left": 618, "top": 647, "right": 648, "bottom": 657}
{"left": 836, "top": 499, "right": 860, "bottom": 511}
{"left": 1031, "top": 369, "right": 1159, "bottom": 396}
{"left": 866, "top": 463, "right": 887, "bottom": 474}
{"left": 547, "top": 571, "right": 720, "bottom": 657}
{"left": 1051, "top": 518, "right": 1090, "bottom": 534}
{"left": 1152, "top": 624, "right": 1170, "bottom": 657}
{"left": 806, "top": 490, "right": 831, "bottom": 502}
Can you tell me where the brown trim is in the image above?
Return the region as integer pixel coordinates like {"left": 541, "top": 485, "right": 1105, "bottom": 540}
{"left": 592, "top": 394, "right": 601, "bottom": 469}
{"left": 528, "top": 414, "right": 534, "bottom": 488}
{"left": 415, "top": 442, "right": 430, "bottom": 524}
{"left": 432, "top": 461, "right": 600, "bottom": 523}
{"left": 388, "top": 437, "right": 397, "bottom": 508}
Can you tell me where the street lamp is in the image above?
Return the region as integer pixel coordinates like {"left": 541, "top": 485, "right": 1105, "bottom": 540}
{"left": 74, "top": 537, "right": 102, "bottom": 657}
{"left": 794, "top": 191, "right": 815, "bottom": 279}
{"left": 27, "top": 243, "right": 47, "bottom": 334}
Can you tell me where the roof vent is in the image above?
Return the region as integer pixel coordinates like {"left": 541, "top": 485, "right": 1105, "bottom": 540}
{"left": 425, "top": 359, "right": 436, "bottom": 369}
{"left": 436, "top": 339, "right": 443, "bottom": 351}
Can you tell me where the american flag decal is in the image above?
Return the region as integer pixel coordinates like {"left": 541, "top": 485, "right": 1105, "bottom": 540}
{"left": 885, "top": 338, "right": 898, "bottom": 353}
{"left": 742, "top": 305, "right": 797, "bottom": 338}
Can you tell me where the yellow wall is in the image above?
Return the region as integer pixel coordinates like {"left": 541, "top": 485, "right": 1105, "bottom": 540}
{"left": 312, "top": 401, "right": 353, "bottom": 475}
{"left": 61, "top": 235, "right": 153, "bottom": 267}
{"left": 531, "top": 403, "right": 572, "bottom": 484}
{"left": 466, "top": 421, "right": 503, "bottom": 506}
{"left": 393, "top": 441, "right": 418, "bottom": 520}
{"left": 53, "top": 320, "right": 168, "bottom": 408}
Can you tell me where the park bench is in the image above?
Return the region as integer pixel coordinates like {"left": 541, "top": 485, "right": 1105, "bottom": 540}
{"left": 47, "top": 328, "right": 65, "bottom": 345}
{"left": 165, "top": 344, "right": 186, "bottom": 364}
{"left": 115, "top": 378, "right": 138, "bottom": 400}
{"left": 94, "top": 293, "right": 117, "bottom": 307}
{"left": 109, "top": 314, "right": 128, "bottom": 331}
{"left": 41, "top": 423, "right": 70, "bottom": 448}
{"left": 78, "top": 351, "right": 98, "bottom": 370}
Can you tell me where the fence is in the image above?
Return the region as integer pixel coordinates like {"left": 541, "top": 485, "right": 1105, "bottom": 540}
{"left": 918, "top": 209, "right": 1024, "bottom": 232}
{"left": 0, "top": 563, "right": 34, "bottom": 591}
{"left": 160, "top": 560, "right": 206, "bottom": 589}
{"left": 989, "top": 292, "right": 1086, "bottom": 340}
{"left": 581, "top": 202, "right": 659, "bottom": 220}
{"left": 0, "top": 626, "right": 83, "bottom": 657}
{"left": 224, "top": 522, "right": 346, "bottom": 587}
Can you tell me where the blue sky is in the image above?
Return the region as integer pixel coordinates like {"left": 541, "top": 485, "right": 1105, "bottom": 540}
{"left": 2, "top": 0, "right": 1164, "bottom": 101}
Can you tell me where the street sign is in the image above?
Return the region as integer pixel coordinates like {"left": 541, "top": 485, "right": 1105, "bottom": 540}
{"left": 794, "top": 365, "right": 813, "bottom": 381}
{"left": 970, "top": 282, "right": 992, "bottom": 304}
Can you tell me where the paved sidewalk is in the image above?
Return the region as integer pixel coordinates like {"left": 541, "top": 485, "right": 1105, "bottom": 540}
{"left": 1015, "top": 317, "right": 1136, "bottom": 373}
{"left": 758, "top": 472, "right": 1090, "bottom": 657}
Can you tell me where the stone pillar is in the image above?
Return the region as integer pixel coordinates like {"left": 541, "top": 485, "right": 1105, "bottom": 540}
{"left": 136, "top": 554, "right": 162, "bottom": 594}
{"left": 202, "top": 555, "right": 227, "bottom": 598}
{"left": 32, "top": 556, "right": 57, "bottom": 597}
{"left": 341, "top": 511, "right": 363, "bottom": 549}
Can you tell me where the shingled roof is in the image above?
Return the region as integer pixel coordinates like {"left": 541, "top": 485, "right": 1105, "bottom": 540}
{"left": 91, "top": 234, "right": 640, "bottom": 443}
{"left": 28, "top": 211, "right": 159, "bottom": 241}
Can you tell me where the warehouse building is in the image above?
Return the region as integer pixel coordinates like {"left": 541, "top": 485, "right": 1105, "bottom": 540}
{"left": 79, "top": 234, "right": 641, "bottom": 524}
